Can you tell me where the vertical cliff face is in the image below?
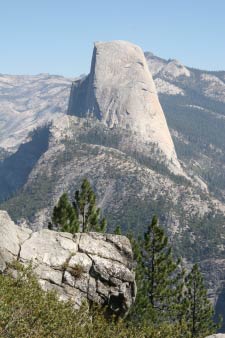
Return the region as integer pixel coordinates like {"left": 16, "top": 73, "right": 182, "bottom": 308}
{"left": 68, "top": 40, "right": 181, "bottom": 171}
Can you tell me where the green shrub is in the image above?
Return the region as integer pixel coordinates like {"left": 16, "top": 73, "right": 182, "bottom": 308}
{"left": 0, "top": 264, "right": 190, "bottom": 338}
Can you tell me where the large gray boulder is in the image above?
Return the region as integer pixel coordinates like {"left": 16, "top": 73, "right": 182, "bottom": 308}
{"left": 68, "top": 40, "right": 181, "bottom": 173}
{"left": 0, "top": 210, "right": 136, "bottom": 315}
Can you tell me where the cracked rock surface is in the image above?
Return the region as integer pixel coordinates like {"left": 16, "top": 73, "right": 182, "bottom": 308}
{"left": 0, "top": 210, "right": 136, "bottom": 315}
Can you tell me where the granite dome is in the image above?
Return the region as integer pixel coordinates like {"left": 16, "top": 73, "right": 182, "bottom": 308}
{"left": 68, "top": 40, "right": 181, "bottom": 172}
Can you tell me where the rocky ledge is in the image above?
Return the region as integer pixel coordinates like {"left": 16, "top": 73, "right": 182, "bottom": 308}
{"left": 205, "top": 335, "right": 225, "bottom": 338}
{"left": 0, "top": 210, "right": 136, "bottom": 316}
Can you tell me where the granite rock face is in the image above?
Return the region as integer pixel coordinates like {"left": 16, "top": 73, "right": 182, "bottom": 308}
{"left": 68, "top": 40, "right": 181, "bottom": 172}
{"left": 0, "top": 210, "right": 136, "bottom": 315}
{"left": 205, "top": 335, "right": 225, "bottom": 338}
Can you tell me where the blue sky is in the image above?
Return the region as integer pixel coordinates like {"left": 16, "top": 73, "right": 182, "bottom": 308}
{"left": 1, "top": 0, "right": 225, "bottom": 76}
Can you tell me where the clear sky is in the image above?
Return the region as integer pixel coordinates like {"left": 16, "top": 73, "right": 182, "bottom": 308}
{"left": 1, "top": 0, "right": 225, "bottom": 77}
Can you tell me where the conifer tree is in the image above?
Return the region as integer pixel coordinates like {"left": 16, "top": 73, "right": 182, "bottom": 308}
{"left": 51, "top": 180, "right": 107, "bottom": 233}
{"left": 129, "top": 216, "right": 184, "bottom": 324}
{"left": 127, "top": 232, "right": 148, "bottom": 323}
{"left": 184, "top": 264, "right": 218, "bottom": 337}
{"left": 74, "top": 178, "right": 107, "bottom": 232}
{"left": 114, "top": 225, "right": 122, "bottom": 235}
{"left": 52, "top": 193, "right": 79, "bottom": 234}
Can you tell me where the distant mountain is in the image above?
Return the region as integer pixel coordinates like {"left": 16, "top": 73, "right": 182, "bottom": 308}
{"left": 0, "top": 73, "right": 73, "bottom": 156}
{"left": 145, "top": 51, "right": 225, "bottom": 103}
{"left": 145, "top": 52, "right": 225, "bottom": 202}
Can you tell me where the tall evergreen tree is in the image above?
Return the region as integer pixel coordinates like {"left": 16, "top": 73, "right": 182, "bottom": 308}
{"left": 52, "top": 193, "right": 79, "bottom": 234}
{"left": 129, "top": 216, "right": 184, "bottom": 324}
{"left": 184, "top": 263, "right": 218, "bottom": 337}
{"left": 114, "top": 225, "right": 122, "bottom": 235}
{"left": 51, "top": 179, "right": 107, "bottom": 233}
{"left": 74, "top": 178, "right": 107, "bottom": 232}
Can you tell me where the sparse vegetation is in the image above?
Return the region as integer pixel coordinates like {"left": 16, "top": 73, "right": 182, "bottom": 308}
{"left": 68, "top": 264, "right": 85, "bottom": 279}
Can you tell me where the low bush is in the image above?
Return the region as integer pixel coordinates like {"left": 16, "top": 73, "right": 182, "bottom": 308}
{"left": 0, "top": 264, "right": 189, "bottom": 338}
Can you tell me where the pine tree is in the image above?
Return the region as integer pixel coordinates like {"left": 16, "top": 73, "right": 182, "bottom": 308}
{"left": 99, "top": 217, "right": 107, "bottom": 233}
{"left": 52, "top": 193, "right": 79, "bottom": 234}
{"left": 127, "top": 232, "right": 149, "bottom": 323}
{"left": 184, "top": 263, "right": 218, "bottom": 337}
{"left": 51, "top": 180, "right": 107, "bottom": 234}
{"left": 129, "top": 216, "right": 184, "bottom": 324}
{"left": 74, "top": 178, "right": 107, "bottom": 232}
{"left": 114, "top": 225, "right": 122, "bottom": 235}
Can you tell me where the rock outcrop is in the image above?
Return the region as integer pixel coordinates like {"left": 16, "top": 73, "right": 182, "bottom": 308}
{"left": 0, "top": 210, "right": 136, "bottom": 316}
{"left": 68, "top": 40, "right": 181, "bottom": 172}
{"left": 205, "top": 335, "right": 225, "bottom": 338}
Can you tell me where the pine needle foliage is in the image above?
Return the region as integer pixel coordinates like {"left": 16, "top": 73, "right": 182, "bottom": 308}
{"left": 52, "top": 193, "right": 79, "bottom": 233}
{"left": 129, "top": 216, "right": 184, "bottom": 324}
{"left": 51, "top": 178, "right": 107, "bottom": 233}
{"left": 74, "top": 178, "right": 107, "bottom": 232}
{"left": 184, "top": 263, "right": 218, "bottom": 337}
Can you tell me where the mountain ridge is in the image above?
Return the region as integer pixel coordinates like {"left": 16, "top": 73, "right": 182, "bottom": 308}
{"left": 144, "top": 51, "right": 225, "bottom": 203}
